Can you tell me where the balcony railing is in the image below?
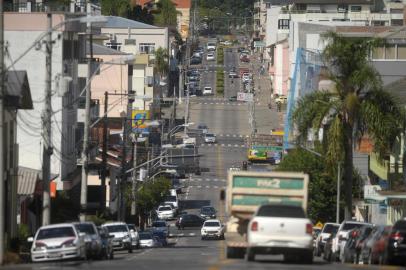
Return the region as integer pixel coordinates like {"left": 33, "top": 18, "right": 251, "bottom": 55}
{"left": 4, "top": 1, "right": 100, "bottom": 14}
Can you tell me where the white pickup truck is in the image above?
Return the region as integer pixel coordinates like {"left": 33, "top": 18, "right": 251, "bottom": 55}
{"left": 246, "top": 204, "right": 314, "bottom": 263}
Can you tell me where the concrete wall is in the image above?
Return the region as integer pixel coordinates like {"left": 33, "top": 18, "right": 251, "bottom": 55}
{"left": 91, "top": 54, "right": 130, "bottom": 118}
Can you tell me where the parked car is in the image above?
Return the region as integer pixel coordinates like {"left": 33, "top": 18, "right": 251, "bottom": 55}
{"left": 197, "top": 123, "right": 208, "bottom": 134}
{"left": 190, "top": 56, "right": 202, "bottom": 65}
{"left": 176, "top": 214, "right": 205, "bottom": 229}
{"left": 201, "top": 219, "right": 224, "bottom": 240}
{"left": 386, "top": 219, "right": 406, "bottom": 265}
{"left": 156, "top": 205, "right": 175, "bottom": 220}
{"left": 246, "top": 204, "right": 314, "bottom": 263}
{"left": 97, "top": 226, "right": 114, "bottom": 260}
{"left": 360, "top": 225, "right": 386, "bottom": 264}
{"left": 228, "top": 96, "right": 237, "bottom": 102}
{"left": 369, "top": 225, "right": 392, "bottom": 264}
{"left": 207, "top": 42, "right": 216, "bottom": 51}
{"left": 151, "top": 220, "right": 169, "bottom": 237}
{"left": 204, "top": 133, "right": 216, "bottom": 143}
{"left": 332, "top": 221, "right": 368, "bottom": 261}
{"left": 73, "top": 222, "right": 103, "bottom": 259}
{"left": 199, "top": 206, "right": 217, "bottom": 219}
{"left": 102, "top": 222, "right": 133, "bottom": 253}
{"left": 323, "top": 231, "right": 338, "bottom": 262}
{"left": 203, "top": 86, "right": 213, "bottom": 95}
{"left": 126, "top": 224, "right": 140, "bottom": 249}
{"left": 163, "top": 195, "right": 179, "bottom": 209}
{"left": 152, "top": 230, "right": 168, "bottom": 246}
{"left": 314, "top": 223, "right": 339, "bottom": 256}
{"left": 28, "top": 223, "right": 87, "bottom": 262}
{"left": 229, "top": 70, "right": 238, "bottom": 78}
{"left": 139, "top": 231, "right": 159, "bottom": 248}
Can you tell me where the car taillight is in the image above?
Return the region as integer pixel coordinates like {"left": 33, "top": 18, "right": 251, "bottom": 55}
{"left": 251, "top": 221, "right": 258, "bottom": 232}
{"left": 306, "top": 224, "right": 313, "bottom": 235}
{"left": 390, "top": 232, "right": 404, "bottom": 241}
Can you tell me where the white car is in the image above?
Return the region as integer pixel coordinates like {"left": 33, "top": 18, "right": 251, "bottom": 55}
{"left": 203, "top": 86, "right": 213, "bottom": 95}
{"left": 102, "top": 222, "right": 133, "bottom": 253}
{"left": 207, "top": 42, "right": 216, "bottom": 51}
{"left": 201, "top": 219, "right": 224, "bottom": 240}
{"left": 139, "top": 231, "right": 159, "bottom": 248}
{"left": 242, "top": 73, "right": 251, "bottom": 83}
{"left": 126, "top": 224, "right": 140, "bottom": 249}
{"left": 28, "top": 223, "right": 87, "bottom": 262}
{"left": 314, "top": 222, "right": 339, "bottom": 256}
{"left": 204, "top": 133, "right": 216, "bottom": 143}
{"left": 331, "top": 221, "right": 369, "bottom": 260}
{"left": 246, "top": 204, "right": 314, "bottom": 263}
{"left": 207, "top": 53, "right": 215, "bottom": 61}
{"left": 156, "top": 205, "right": 175, "bottom": 220}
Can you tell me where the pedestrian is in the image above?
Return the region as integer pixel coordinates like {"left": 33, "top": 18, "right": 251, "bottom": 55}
{"left": 277, "top": 101, "right": 281, "bottom": 112}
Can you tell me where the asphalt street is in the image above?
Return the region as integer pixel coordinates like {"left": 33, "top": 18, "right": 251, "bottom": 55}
{"left": 3, "top": 40, "right": 405, "bottom": 270}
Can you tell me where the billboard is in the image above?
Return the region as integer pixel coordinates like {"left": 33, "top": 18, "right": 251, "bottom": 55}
{"left": 132, "top": 110, "right": 151, "bottom": 134}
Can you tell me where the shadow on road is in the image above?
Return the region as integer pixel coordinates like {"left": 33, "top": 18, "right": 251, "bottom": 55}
{"left": 179, "top": 199, "right": 211, "bottom": 210}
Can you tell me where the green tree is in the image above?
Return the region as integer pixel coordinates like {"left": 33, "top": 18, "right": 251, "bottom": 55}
{"left": 276, "top": 148, "right": 336, "bottom": 222}
{"left": 153, "top": 0, "right": 180, "bottom": 27}
{"left": 154, "top": 47, "right": 169, "bottom": 78}
{"left": 100, "top": 0, "right": 130, "bottom": 17}
{"left": 292, "top": 32, "right": 404, "bottom": 220}
{"left": 127, "top": 5, "right": 154, "bottom": 25}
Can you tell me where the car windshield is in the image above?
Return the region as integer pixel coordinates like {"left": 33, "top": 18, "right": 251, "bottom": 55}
{"left": 75, "top": 224, "right": 95, "bottom": 235}
{"left": 164, "top": 196, "right": 176, "bottom": 202}
{"left": 201, "top": 207, "right": 215, "bottom": 214}
{"left": 153, "top": 221, "right": 166, "bottom": 227}
{"left": 204, "top": 221, "right": 220, "bottom": 227}
{"left": 158, "top": 206, "right": 172, "bottom": 211}
{"left": 205, "top": 134, "right": 215, "bottom": 138}
{"left": 37, "top": 227, "right": 75, "bottom": 240}
{"left": 342, "top": 223, "right": 365, "bottom": 231}
{"left": 323, "top": 224, "right": 339, "bottom": 234}
{"left": 256, "top": 205, "right": 306, "bottom": 218}
{"left": 105, "top": 225, "right": 128, "bottom": 233}
{"left": 139, "top": 232, "right": 152, "bottom": 240}
{"left": 198, "top": 124, "right": 207, "bottom": 129}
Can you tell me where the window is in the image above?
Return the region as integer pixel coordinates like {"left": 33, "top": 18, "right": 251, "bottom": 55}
{"left": 385, "top": 45, "right": 396, "bottom": 59}
{"left": 337, "top": 4, "right": 348, "bottom": 13}
{"left": 350, "top": 5, "right": 362, "bottom": 12}
{"left": 106, "top": 41, "right": 122, "bottom": 51}
{"left": 398, "top": 45, "right": 406, "bottom": 59}
{"left": 372, "top": 46, "right": 384, "bottom": 59}
{"left": 278, "top": 19, "right": 290, "bottom": 29}
{"left": 139, "top": 43, "right": 155, "bottom": 54}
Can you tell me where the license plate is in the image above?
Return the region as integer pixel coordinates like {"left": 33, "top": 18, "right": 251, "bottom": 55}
{"left": 48, "top": 253, "right": 62, "bottom": 258}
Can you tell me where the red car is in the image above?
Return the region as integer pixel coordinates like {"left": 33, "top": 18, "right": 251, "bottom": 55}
{"left": 370, "top": 226, "right": 392, "bottom": 264}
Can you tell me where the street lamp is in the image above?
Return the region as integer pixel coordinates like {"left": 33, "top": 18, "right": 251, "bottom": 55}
{"left": 167, "top": 122, "right": 194, "bottom": 141}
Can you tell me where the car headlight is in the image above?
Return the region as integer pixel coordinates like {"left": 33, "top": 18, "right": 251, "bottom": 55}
{"left": 62, "top": 239, "right": 77, "bottom": 248}
{"left": 123, "top": 235, "right": 131, "bottom": 242}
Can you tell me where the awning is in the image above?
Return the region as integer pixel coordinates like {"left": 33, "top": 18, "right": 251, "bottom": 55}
{"left": 18, "top": 166, "right": 58, "bottom": 196}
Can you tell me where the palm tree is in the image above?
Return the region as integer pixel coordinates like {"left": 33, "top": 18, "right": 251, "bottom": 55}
{"left": 292, "top": 32, "right": 404, "bottom": 220}
{"left": 154, "top": 47, "right": 169, "bottom": 79}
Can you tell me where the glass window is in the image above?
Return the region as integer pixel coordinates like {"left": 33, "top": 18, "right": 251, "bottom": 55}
{"left": 278, "top": 19, "right": 290, "bottom": 29}
{"left": 372, "top": 47, "right": 384, "bottom": 59}
{"left": 257, "top": 205, "right": 306, "bottom": 218}
{"left": 385, "top": 45, "right": 396, "bottom": 59}
{"left": 37, "top": 227, "right": 75, "bottom": 240}
{"left": 350, "top": 5, "right": 362, "bottom": 12}
{"left": 397, "top": 45, "right": 406, "bottom": 59}
{"left": 139, "top": 43, "right": 155, "bottom": 54}
{"left": 106, "top": 42, "right": 122, "bottom": 51}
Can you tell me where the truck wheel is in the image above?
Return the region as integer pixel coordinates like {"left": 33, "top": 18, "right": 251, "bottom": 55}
{"left": 226, "top": 247, "right": 236, "bottom": 258}
{"left": 245, "top": 249, "right": 255, "bottom": 262}
{"left": 302, "top": 250, "right": 313, "bottom": 264}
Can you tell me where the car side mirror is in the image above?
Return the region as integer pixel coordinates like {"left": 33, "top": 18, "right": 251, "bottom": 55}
{"left": 27, "top": 236, "right": 34, "bottom": 242}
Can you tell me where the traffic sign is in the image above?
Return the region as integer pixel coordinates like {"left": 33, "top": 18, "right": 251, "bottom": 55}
{"left": 315, "top": 221, "right": 323, "bottom": 229}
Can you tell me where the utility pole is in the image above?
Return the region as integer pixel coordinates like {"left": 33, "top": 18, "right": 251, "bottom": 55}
{"left": 130, "top": 132, "right": 137, "bottom": 217}
{"left": 42, "top": 13, "right": 53, "bottom": 226}
{"left": 119, "top": 116, "right": 128, "bottom": 221}
{"left": 80, "top": 13, "right": 93, "bottom": 222}
{"left": 100, "top": 91, "right": 108, "bottom": 212}
{"left": 0, "top": 1, "right": 5, "bottom": 265}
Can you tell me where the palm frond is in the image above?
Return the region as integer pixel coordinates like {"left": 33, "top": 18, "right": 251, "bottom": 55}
{"left": 325, "top": 114, "right": 345, "bottom": 165}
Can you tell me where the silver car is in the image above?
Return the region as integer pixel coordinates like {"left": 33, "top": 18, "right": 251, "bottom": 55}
{"left": 28, "top": 223, "right": 86, "bottom": 262}
{"left": 73, "top": 222, "right": 103, "bottom": 259}
{"left": 127, "top": 224, "right": 140, "bottom": 249}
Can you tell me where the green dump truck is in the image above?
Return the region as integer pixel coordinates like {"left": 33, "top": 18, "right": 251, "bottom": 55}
{"left": 224, "top": 171, "right": 309, "bottom": 258}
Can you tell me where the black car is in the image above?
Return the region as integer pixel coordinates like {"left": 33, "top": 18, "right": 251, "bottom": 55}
{"left": 386, "top": 219, "right": 406, "bottom": 265}
{"left": 152, "top": 230, "right": 168, "bottom": 246}
{"left": 190, "top": 56, "right": 202, "bottom": 65}
{"left": 176, "top": 214, "right": 205, "bottom": 229}
{"left": 186, "top": 69, "right": 200, "bottom": 77}
{"left": 199, "top": 206, "right": 217, "bottom": 219}
{"left": 228, "top": 96, "right": 237, "bottom": 102}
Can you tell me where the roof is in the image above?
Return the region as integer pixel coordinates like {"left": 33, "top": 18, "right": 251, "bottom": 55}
{"left": 18, "top": 166, "right": 59, "bottom": 196}
{"left": 267, "top": 0, "right": 373, "bottom": 4}
{"left": 87, "top": 42, "right": 128, "bottom": 56}
{"left": 172, "top": 0, "right": 191, "bottom": 9}
{"left": 5, "top": 71, "right": 33, "bottom": 110}
{"left": 103, "top": 16, "right": 158, "bottom": 29}
{"left": 18, "top": 166, "right": 40, "bottom": 196}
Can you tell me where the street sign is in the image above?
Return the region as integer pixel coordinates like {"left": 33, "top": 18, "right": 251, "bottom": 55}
{"left": 237, "top": 92, "right": 245, "bottom": 101}
{"left": 315, "top": 222, "right": 323, "bottom": 229}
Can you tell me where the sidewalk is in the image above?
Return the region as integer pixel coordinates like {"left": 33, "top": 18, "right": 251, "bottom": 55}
{"left": 250, "top": 52, "right": 284, "bottom": 134}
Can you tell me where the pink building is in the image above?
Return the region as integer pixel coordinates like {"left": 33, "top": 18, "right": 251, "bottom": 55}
{"left": 269, "top": 38, "right": 290, "bottom": 96}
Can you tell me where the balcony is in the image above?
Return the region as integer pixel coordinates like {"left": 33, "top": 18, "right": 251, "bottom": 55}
{"left": 4, "top": 1, "right": 100, "bottom": 15}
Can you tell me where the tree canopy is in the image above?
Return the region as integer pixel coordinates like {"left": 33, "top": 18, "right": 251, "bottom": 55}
{"left": 153, "top": 0, "right": 180, "bottom": 27}
{"left": 292, "top": 32, "right": 405, "bottom": 219}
